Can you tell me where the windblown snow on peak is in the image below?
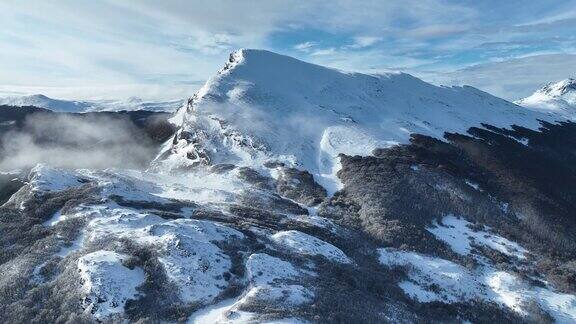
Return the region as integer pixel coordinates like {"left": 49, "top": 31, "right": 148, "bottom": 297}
{"left": 536, "top": 78, "right": 576, "bottom": 97}
{"left": 163, "top": 49, "right": 556, "bottom": 191}
{"left": 516, "top": 78, "right": 576, "bottom": 119}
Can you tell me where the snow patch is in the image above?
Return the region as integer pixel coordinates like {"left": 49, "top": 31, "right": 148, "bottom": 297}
{"left": 137, "top": 219, "right": 243, "bottom": 304}
{"left": 77, "top": 250, "right": 145, "bottom": 320}
{"left": 380, "top": 226, "right": 576, "bottom": 322}
{"left": 271, "top": 230, "right": 352, "bottom": 264}
{"left": 427, "top": 215, "right": 527, "bottom": 259}
{"left": 195, "top": 253, "right": 314, "bottom": 323}
{"left": 378, "top": 248, "right": 483, "bottom": 303}
{"left": 242, "top": 253, "right": 314, "bottom": 308}
{"left": 29, "top": 164, "right": 86, "bottom": 193}
{"left": 187, "top": 297, "right": 242, "bottom": 324}
{"left": 464, "top": 179, "right": 482, "bottom": 191}
{"left": 84, "top": 207, "right": 244, "bottom": 305}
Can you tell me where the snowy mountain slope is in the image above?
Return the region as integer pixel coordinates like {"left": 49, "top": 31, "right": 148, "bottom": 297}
{"left": 516, "top": 78, "right": 576, "bottom": 120}
{"left": 3, "top": 158, "right": 576, "bottom": 323}
{"left": 2, "top": 49, "right": 576, "bottom": 323}
{"left": 163, "top": 49, "right": 560, "bottom": 192}
{"left": 0, "top": 94, "right": 183, "bottom": 112}
{"left": 0, "top": 164, "right": 342, "bottom": 323}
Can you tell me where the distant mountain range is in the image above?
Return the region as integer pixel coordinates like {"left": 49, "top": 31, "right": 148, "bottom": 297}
{"left": 0, "top": 93, "right": 183, "bottom": 112}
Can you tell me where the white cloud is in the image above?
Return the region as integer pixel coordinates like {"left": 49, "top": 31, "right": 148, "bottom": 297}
{"left": 347, "top": 36, "right": 381, "bottom": 49}
{"left": 311, "top": 48, "right": 337, "bottom": 56}
{"left": 300, "top": 0, "right": 476, "bottom": 33}
{"left": 294, "top": 41, "right": 317, "bottom": 51}
{"left": 0, "top": 1, "right": 226, "bottom": 99}
{"left": 404, "top": 24, "right": 468, "bottom": 38}
{"left": 423, "top": 54, "right": 576, "bottom": 100}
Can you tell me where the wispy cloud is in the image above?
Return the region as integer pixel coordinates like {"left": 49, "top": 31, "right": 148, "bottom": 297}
{"left": 294, "top": 41, "right": 317, "bottom": 51}
{"left": 423, "top": 54, "right": 576, "bottom": 100}
{"left": 311, "top": 48, "right": 337, "bottom": 56}
{"left": 346, "top": 36, "right": 381, "bottom": 49}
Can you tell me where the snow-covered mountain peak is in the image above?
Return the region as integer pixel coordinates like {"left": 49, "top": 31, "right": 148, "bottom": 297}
{"left": 27, "top": 94, "right": 50, "bottom": 100}
{"left": 163, "top": 49, "right": 560, "bottom": 191}
{"left": 516, "top": 78, "right": 576, "bottom": 118}
{"left": 538, "top": 78, "right": 576, "bottom": 97}
{"left": 213, "top": 48, "right": 408, "bottom": 95}
{"left": 125, "top": 96, "right": 144, "bottom": 104}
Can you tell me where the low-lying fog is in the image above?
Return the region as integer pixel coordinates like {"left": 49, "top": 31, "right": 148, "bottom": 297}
{"left": 0, "top": 113, "right": 166, "bottom": 170}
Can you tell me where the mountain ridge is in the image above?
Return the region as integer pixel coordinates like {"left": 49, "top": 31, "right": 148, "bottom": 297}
{"left": 162, "top": 49, "right": 560, "bottom": 192}
{"left": 0, "top": 93, "right": 183, "bottom": 113}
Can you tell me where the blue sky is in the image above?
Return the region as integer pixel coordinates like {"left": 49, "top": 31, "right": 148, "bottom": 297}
{"left": 0, "top": 0, "right": 575, "bottom": 100}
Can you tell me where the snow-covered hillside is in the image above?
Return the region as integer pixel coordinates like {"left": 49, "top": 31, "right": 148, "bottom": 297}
{"left": 516, "top": 78, "right": 576, "bottom": 119}
{"left": 2, "top": 50, "right": 576, "bottom": 323}
{"left": 163, "top": 49, "right": 558, "bottom": 192}
{"left": 0, "top": 94, "right": 182, "bottom": 112}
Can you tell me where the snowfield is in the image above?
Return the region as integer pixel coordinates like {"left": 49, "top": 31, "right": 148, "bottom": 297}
{"left": 378, "top": 215, "right": 576, "bottom": 322}
{"left": 379, "top": 246, "right": 576, "bottom": 322}
{"left": 378, "top": 248, "right": 483, "bottom": 303}
{"left": 26, "top": 164, "right": 327, "bottom": 322}
{"left": 28, "top": 164, "right": 87, "bottom": 193}
{"left": 244, "top": 253, "right": 315, "bottom": 306}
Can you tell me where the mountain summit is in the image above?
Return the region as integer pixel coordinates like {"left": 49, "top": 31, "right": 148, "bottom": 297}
{"left": 516, "top": 78, "right": 576, "bottom": 118}
{"left": 162, "top": 49, "right": 552, "bottom": 190}
{"left": 540, "top": 78, "right": 576, "bottom": 96}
